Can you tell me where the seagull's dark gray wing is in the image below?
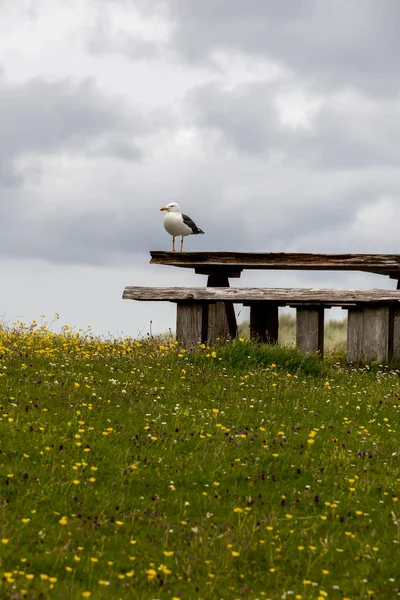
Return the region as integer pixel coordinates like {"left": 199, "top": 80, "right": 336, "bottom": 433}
{"left": 182, "top": 213, "right": 205, "bottom": 235}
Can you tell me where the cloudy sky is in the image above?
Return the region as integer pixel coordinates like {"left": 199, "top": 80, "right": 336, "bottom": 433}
{"left": 1, "top": 0, "right": 400, "bottom": 337}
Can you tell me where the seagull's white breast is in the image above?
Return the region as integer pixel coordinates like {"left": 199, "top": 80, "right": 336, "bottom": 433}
{"left": 163, "top": 212, "right": 192, "bottom": 237}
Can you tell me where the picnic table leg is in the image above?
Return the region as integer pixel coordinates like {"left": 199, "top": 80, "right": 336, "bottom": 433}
{"left": 206, "top": 275, "right": 237, "bottom": 345}
{"left": 391, "top": 306, "right": 400, "bottom": 359}
{"left": 347, "top": 306, "right": 392, "bottom": 363}
{"left": 296, "top": 306, "right": 324, "bottom": 355}
{"left": 393, "top": 278, "right": 400, "bottom": 359}
{"left": 249, "top": 303, "right": 279, "bottom": 343}
{"left": 176, "top": 302, "right": 207, "bottom": 347}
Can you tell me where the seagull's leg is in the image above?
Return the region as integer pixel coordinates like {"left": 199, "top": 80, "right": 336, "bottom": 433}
{"left": 180, "top": 236, "right": 184, "bottom": 252}
{"left": 172, "top": 237, "right": 176, "bottom": 252}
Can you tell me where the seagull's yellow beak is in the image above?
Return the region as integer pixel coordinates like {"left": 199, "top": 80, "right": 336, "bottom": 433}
{"left": 160, "top": 206, "right": 168, "bottom": 211}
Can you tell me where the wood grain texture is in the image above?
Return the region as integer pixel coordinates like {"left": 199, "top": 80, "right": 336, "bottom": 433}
{"left": 150, "top": 251, "right": 400, "bottom": 276}
{"left": 176, "top": 303, "right": 205, "bottom": 347}
{"left": 347, "top": 309, "right": 364, "bottom": 364}
{"left": 123, "top": 287, "right": 400, "bottom": 305}
{"left": 391, "top": 307, "right": 400, "bottom": 358}
{"left": 347, "top": 307, "right": 391, "bottom": 363}
{"left": 206, "top": 274, "right": 235, "bottom": 344}
{"left": 207, "top": 303, "right": 230, "bottom": 344}
{"left": 296, "top": 307, "right": 324, "bottom": 355}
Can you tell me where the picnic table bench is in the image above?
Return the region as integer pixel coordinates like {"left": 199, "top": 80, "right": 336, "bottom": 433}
{"left": 123, "top": 252, "right": 400, "bottom": 363}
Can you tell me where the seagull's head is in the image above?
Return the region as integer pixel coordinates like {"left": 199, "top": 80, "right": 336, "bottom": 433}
{"left": 160, "top": 202, "right": 180, "bottom": 213}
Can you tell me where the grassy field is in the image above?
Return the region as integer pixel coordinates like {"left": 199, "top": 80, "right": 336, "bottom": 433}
{"left": 238, "top": 314, "right": 347, "bottom": 352}
{"left": 0, "top": 322, "right": 399, "bottom": 600}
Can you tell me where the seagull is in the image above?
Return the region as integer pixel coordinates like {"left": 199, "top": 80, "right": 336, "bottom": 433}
{"left": 160, "top": 202, "right": 205, "bottom": 252}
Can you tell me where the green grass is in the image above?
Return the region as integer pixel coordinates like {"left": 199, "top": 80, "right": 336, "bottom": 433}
{"left": 239, "top": 314, "right": 348, "bottom": 352}
{"left": 0, "top": 324, "right": 399, "bottom": 599}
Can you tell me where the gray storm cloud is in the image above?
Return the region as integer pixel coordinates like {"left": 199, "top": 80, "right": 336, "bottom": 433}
{"left": 0, "top": 75, "right": 149, "bottom": 185}
{"left": 1, "top": 0, "right": 400, "bottom": 268}
{"left": 151, "top": 0, "right": 400, "bottom": 95}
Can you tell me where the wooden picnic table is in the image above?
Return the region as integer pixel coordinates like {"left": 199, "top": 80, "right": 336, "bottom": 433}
{"left": 124, "top": 252, "right": 400, "bottom": 363}
{"left": 150, "top": 251, "right": 400, "bottom": 281}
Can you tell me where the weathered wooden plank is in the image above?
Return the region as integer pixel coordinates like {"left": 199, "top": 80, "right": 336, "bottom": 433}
{"left": 391, "top": 307, "right": 400, "bottom": 358}
{"left": 123, "top": 287, "right": 400, "bottom": 305}
{"left": 347, "top": 306, "right": 392, "bottom": 363}
{"left": 347, "top": 309, "right": 364, "bottom": 364}
{"left": 296, "top": 307, "right": 324, "bottom": 355}
{"left": 150, "top": 251, "right": 400, "bottom": 276}
{"left": 207, "top": 303, "right": 230, "bottom": 344}
{"left": 249, "top": 304, "right": 279, "bottom": 343}
{"left": 206, "top": 275, "right": 237, "bottom": 344}
{"left": 364, "top": 307, "right": 391, "bottom": 363}
{"left": 176, "top": 303, "right": 205, "bottom": 347}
